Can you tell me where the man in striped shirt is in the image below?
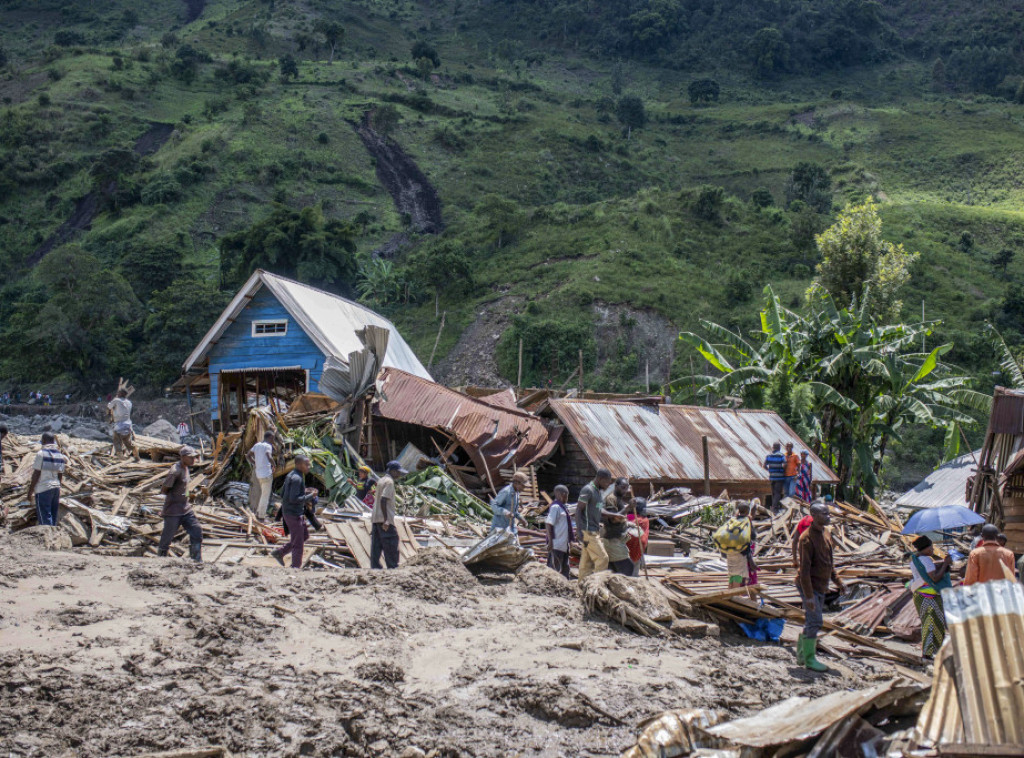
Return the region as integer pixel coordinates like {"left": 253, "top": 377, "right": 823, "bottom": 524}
{"left": 27, "top": 432, "right": 66, "bottom": 527}
{"left": 764, "top": 442, "right": 787, "bottom": 514}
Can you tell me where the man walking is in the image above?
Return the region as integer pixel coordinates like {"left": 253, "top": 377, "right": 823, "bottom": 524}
{"left": 108, "top": 389, "right": 134, "bottom": 457}
{"left": 784, "top": 442, "right": 799, "bottom": 498}
{"left": 545, "top": 484, "right": 574, "bottom": 578}
{"left": 491, "top": 471, "right": 528, "bottom": 535}
{"left": 246, "top": 431, "right": 276, "bottom": 519}
{"left": 158, "top": 446, "right": 202, "bottom": 562}
{"left": 795, "top": 502, "right": 845, "bottom": 671}
{"left": 272, "top": 454, "right": 318, "bottom": 569}
{"left": 27, "top": 432, "right": 66, "bottom": 527}
{"left": 764, "top": 443, "right": 787, "bottom": 514}
{"left": 371, "top": 460, "right": 406, "bottom": 569}
{"left": 964, "top": 523, "right": 1016, "bottom": 585}
{"left": 576, "top": 468, "right": 613, "bottom": 581}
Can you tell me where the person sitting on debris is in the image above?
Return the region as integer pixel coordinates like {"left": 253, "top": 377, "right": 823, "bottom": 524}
{"left": 545, "top": 484, "right": 574, "bottom": 579}
{"left": 795, "top": 450, "right": 813, "bottom": 502}
{"left": 27, "top": 431, "right": 66, "bottom": 527}
{"left": 764, "top": 443, "right": 787, "bottom": 514}
{"left": 246, "top": 431, "right": 276, "bottom": 520}
{"left": 602, "top": 477, "right": 634, "bottom": 576}
{"left": 576, "top": 469, "right": 615, "bottom": 581}
{"left": 626, "top": 497, "right": 650, "bottom": 577}
{"left": 351, "top": 465, "right": 378, "bottom": 504}
{"left": 491, "top": 471, "right": 528, "bottom": 536}
{"left": 713, "top": 502, "right": 754, "bottom": 588}
{"left": 272, "top": 454, "right": 319, "bottom": 569}
{"left": 795, "top": 502, "right": 845, "bottom": 672}
{"left": 157, "top": 446, "right": 202, "bottom": 562}
{"left": 107, "top": 389, "right": 134, "bottom": 457}
{"left": 371, "top": 460, "right": 406, "bottom": 570}
{"left": 964, "top": 524, "right": 1016, "bottom": 585}
{"left": 909, "top": 535, "right": 953, "bottom": 658}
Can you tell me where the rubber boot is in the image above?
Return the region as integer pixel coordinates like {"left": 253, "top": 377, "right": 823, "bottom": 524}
{"left": 795, "top": 633, "right": 806, "bottom": 666}
{"left": 803, "top": 637, "right": 828, "bottom": 672}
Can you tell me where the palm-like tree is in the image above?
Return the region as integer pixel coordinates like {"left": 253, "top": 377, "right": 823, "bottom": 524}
{"left": 675, "top": 285, "right": 990, "bottom": 499}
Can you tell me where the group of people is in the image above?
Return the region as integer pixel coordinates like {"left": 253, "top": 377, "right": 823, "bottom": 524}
{"left": 764, "top": 442, "right": 813, "bottom": 511}
{"left": 489, "top": 468, "right": 651, "bottom": 580}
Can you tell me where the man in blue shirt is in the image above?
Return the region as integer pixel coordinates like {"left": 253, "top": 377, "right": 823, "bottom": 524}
{"left": 764, "top": 442, "right": 787, "bottom": 514}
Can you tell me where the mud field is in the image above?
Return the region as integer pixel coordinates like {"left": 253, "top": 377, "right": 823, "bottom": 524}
{"left": 0, "top": 530, "right": 899, "bottom": 757}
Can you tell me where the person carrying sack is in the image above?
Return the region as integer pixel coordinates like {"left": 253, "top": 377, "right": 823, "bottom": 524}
{"left": 713, "top": 502, "right": 753, "bottom": 587}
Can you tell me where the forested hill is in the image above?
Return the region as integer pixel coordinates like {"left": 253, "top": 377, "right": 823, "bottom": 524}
{"left": 1, "top": 0, "right": 1023, "bottom": 478}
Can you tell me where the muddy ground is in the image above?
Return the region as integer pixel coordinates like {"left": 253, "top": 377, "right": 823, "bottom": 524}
{"left": 0, "top": 530, "right": 902, "bottom": 757}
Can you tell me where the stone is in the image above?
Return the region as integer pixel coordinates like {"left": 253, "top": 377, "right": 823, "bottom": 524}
{"left": 400, "top": 748, "right": 426, "bottom": 758}
{"left": 143, "top": 418, "right": 181, "bottom": 443}
{"left": 670, "top": 618, "right": 719, "bottom": 638}
{"left": 70, "top": 425, "right": 110, "bottom": 441}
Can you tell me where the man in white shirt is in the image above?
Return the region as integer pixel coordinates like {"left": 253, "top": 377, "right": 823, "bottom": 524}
{"left": 545, "top": 484, "right": 574, "bottom": 578}
{"left": 246, "top": 431, "right": 276, "bottom": 519}
{"left": 107, "top": 389, "right": 134, "bottom": 457}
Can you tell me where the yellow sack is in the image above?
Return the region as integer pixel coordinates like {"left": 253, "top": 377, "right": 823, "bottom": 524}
{"left": 712, "top": 516, "right": 752, "bottom": 554}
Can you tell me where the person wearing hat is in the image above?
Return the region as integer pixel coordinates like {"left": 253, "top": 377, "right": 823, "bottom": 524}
{"left": 350, "top": 465, "right": 377, "bottom": 504}
{"left": 371, "top": 460, "right": 406, "bottom": 569}
{"left": 491, "top": 471, "right": 528, "bottom": 536}
{"left": 909, "top": 535, "right": 953, "bottom": 658}
{"left": 795, "top": 450, "right": 813, "bottom": 502}
{"left": 157, "top": 446, "right": 202, "bottom": 562}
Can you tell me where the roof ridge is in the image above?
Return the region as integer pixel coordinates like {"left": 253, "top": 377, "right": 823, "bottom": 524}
{"left": 259, "top": 269, "right": 400, "bottom": 329}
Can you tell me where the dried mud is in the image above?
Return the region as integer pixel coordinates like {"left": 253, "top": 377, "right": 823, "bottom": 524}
{"left": 1, "top": 537, "right": 903, "bottom": 757}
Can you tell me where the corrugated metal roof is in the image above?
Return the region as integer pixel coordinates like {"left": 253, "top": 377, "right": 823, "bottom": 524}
{"left": 375, "top": 368, "right": 562, "bottom": 480}
{"left": 547, "top": 399, "right": 838, "bottom": 485}
{"left": 989, "top": 386, "right": 1024, "bottom": 435}
{"left": 894, "top": 450, "right": 980, "bottom": 510}
{"left": 182, "top": 270, "right": 431, "bottom": 380}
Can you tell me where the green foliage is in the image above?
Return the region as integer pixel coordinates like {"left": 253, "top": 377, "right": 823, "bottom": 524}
{"left": 677, "top": 285, "right": 988, "bottom": 499}
{"left": 474, "top": 194, "right": 525, "bottom": 248}
{"left": 814, "top": 199, "right": 919, "bottom": 321}
{"left": 693, "top": 185, "right": 725, "bottom": 223}
{"left": 403, "top": 239, "right": 473, "bottom": 304}
{"left": 687, "top": 79, "right": 720, "bottom": 104}
{"left": 411, "top": 41, "right": 440, "bottom": 67}
{"left": 751, "top": 187, "right": 774, "bottom": 208}
{"left": 313, "top": 19, "right": 344, "bottom": 63}
{"left": 140, "top": 172, "right": 183, "bottom": 205}
{"left": 785, "top": 162, "right": 832, "bottom": 213}
{"left": 498, "top": 308, "right": 596, "bottom": 387}
{"left": 53, "top": 29, "right": 86, "bottom": 47}
{"left": 371, "top": 103, "right": 400, "bottom": 136}
{"left": 357, "top": 258, "right": 404, "bottom": 309}
{"left": 279, "top": 54, "right": 299, "bottom": 81}
{"left": 137, "top": 276, "right": 231, "bottom": 387}
{"left": 616, "top": 95, "right": 646, "bottom": 137}
{"left": 749, "top": 27, "right": 788, "bottom": 78}
{"left": 118, "top": 242, "right": 183, "bottom": 300}
{"left": 219, "top": 204, "right": 358, "bottom": 291}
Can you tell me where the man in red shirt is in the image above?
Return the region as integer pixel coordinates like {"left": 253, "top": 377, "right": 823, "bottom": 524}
{"left": 964, "top": 524, "right": 1016, "bottom": 585}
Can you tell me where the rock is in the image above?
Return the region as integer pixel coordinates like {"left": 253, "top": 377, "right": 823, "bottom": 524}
{"left": 368, "top": 740, "right": 390, "bottom": 753}
{"left": 670, "top": 618, "right": 719, "bottom": 638}
{"left": 143, "top": 418, "right": 180, "bottom": 443}
{"left": 400, "top": 748, "right": 426, "bottom": 758}
{"left": 70, "top": 425, "right": 110, "bottom": 441}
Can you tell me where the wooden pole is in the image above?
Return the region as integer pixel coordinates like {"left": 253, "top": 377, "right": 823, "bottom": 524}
{"left": 517, "top": 338, "right": 524, "bottom": 388}
{"left": 645, "top": 359, "right": 650, "bottom": 393}
{"left": 578, "top": 349, "right": 584, "bottom": 394}
{"left": 702, "top": 435, "right": 711, "bottom": 496}
{"left": 427, "top": 310, "right": 446, "bottom": 371}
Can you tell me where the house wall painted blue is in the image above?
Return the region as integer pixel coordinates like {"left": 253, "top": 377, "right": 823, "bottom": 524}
{"left": 208, "top": 288, "right": 324, "bottom": 420}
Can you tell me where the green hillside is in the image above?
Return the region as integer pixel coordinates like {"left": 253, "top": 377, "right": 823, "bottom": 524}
{"left": 1, "top": 0, "right": 1022, "bottom": 482}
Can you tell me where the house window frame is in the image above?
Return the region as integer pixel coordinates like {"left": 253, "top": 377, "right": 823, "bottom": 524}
{"left": 252, "top": 319, "right": 288, "bottom": 337}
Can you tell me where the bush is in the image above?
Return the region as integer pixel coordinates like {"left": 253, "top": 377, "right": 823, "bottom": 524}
{"left": 693, "top": 185, "right": 725, "bottom": 222}
{"left": 140, "top": 173, "right": 183, "bottom": 205}
{"left": 688, "top": 79, "right": 720, "bottom": 104}
{"left": 53, "top": 30, "right": 86, "bottom": 47}
{"left": 751, "top": 187, "right": 774, "bottom": 208}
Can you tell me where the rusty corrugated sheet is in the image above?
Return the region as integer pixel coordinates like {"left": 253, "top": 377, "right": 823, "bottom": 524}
{"left": 374, "top": 368, "right": 562, "bottom": 480}
{"left": 990, "top": 386, "right": 1024, "bottom": 435}
{"left": 916, "top": 580, "right": 1024, "bottom": 749}
{"left": 548, "top": 399, "right": 838, "bottom": 486}
{"left": 895, "top": 450, "right": 979, "bottom": 510}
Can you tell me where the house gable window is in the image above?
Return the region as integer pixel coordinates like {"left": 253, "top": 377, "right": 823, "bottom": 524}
{"left": 252, "top": 320, "right": 288, "bottom": 337}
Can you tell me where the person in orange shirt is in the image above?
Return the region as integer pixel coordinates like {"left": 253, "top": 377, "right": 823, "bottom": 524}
{"left": 964, "top": 524, "right": 1017, "bottom": 585}
{"left": 783, "top": 442, "right": 800, "bottom": 498}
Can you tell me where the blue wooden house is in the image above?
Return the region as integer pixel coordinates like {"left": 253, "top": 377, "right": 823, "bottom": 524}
{"left": 179, "top": 270, "right": 431, "bottom": 428}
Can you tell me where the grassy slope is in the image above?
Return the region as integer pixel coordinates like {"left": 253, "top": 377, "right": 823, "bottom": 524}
{"left": 1, "top": 0, "right": 1020, "bottom": 482}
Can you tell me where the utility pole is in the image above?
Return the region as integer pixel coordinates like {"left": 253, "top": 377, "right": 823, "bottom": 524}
{"left": 922, "top": 300, "right": 926, "bottom": 352}
{"left": 517, "top": 338, "right": 523, "bottom": 388}
{"left": 702, "top": 435, "right": 711, "bottom": 496}
{"left": 578, "top": 349, "right": 584, "bottom": 395}
{"left": 645, "top": 359, "right": 650, "bottom": 393}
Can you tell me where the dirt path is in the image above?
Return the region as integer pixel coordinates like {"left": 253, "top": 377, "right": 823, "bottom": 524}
{"left": 353, "top": 114, "right": 444, "bottom": 244}
{"left": 28, "top": 123, "right": 175, "bottom": 266}
{"left": 0, "top": 530, "right": 900, "bottom": 757}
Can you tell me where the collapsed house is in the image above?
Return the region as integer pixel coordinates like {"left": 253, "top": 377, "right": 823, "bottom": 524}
{"left": 175, "top": 270, "right": 431, "bottom": 431}
{"left": 537, "top": 398, "right": 838, "bottom": 500}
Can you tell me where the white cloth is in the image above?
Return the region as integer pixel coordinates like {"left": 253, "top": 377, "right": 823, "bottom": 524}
{"left": 910, "top": 554, "right": 936, "bottom": 592}
{"left": 251, "top": 476, "right": 273, "bottom": 519}
{"left": 108, "top": 397, "right": 132, "bottom": 423}
{"left": 33, "top": 445, "right": 64, "bottom": 494}
{"left": 250, "top": 441, "right": 274, "bottom": 479}
{"left": 545, "top": 503, "right": 571, "bottom": 551}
